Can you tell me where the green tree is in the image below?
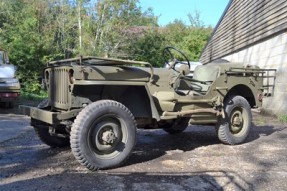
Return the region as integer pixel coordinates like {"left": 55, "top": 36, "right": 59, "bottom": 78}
{"left": 123, "top": 28, "right": 167, "bottom": 67}
{"left": 0, "top": 0, "right": 77, "bottom": 93}
{"left": 0, "top": 1, "right": 47, "bottom": 92}
{"left": 188, "top": 10, "right": 204, "bottom": 28}
{"left": 163, "top": 19, "right": 189, "bottom": 46}
{"left": 88, "top": 0, "right": 158, "bottom": 57}
{"left": 160, "top": 12, "right": 212, "bottom": 61}
{"left": 0, "top": 0, "right": 212, "bottom": 95}
{"left": 181, "top": 27, "right": 212, "bottom": 61}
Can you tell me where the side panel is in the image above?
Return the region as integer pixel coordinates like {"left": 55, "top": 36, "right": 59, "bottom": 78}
{"left": 71, "top": 82, "right": 160, "bottom": 121}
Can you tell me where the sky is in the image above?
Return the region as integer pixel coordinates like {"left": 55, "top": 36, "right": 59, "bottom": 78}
{"left": 139, "top": 0, "right": 230, "bottom": 27}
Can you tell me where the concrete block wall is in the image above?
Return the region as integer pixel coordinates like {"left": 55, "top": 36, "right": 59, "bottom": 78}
{"left": 223, "top": 32, "right": 287, "bottom": 114}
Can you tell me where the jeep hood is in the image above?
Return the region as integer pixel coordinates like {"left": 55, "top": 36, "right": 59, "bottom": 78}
{"left": 72, "top": 65, "right": 171, "bottom": 82}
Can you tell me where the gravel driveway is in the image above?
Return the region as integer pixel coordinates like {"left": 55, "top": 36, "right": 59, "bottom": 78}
{"left": 0, "top": 105, "right": 286, "bottom": 191}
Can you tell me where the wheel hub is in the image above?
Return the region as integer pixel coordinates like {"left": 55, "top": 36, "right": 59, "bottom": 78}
{"left": 101, "top": 130, "right": 116, "bottom": 145}
{"left": 231, "top": 110, "right": 243, "bottom": 133}
{"left": 233, "top": 116, "right": 242, "bottom": 126}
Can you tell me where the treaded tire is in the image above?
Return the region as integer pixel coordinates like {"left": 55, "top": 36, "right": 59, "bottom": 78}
{"left": 70, "top": 100, "right": 137, "bottom": 170}
{"left": 31, "top": 99, "right": 70, "bottom": 148}
{"left": 162, "top": 118, "right": 189, "bottom": 134}
{"left": 216, "top": 96, "right": 252, "bottom": 145}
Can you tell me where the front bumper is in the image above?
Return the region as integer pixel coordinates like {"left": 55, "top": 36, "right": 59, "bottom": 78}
{"left": 19, "top": 105, "right": 81, "bottom": 125}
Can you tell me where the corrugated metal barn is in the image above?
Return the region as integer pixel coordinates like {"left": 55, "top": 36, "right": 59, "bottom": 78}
{"left": 200, "top": 0, "right": 287, "bottom": 114}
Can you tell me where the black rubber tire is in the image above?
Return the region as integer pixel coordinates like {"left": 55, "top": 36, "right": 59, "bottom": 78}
{"left": 32, "top": 119, "right": 70, "bottom": 148}
{"left": 70, "top": 100, "right": 137, "bottom": 170}
{"left": 216, "top": 96, "right": 252, "bottom": 145}
{"left": 162, "top": 118, "right": 189, "bottom": 134}
{"left": 31, "top": 99, "right": 70, "bottom": 148}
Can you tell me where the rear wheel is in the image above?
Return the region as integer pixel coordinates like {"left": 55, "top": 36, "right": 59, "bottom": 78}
{"left": 70, "top": 100, "right": 137, "bottom": 170}
{"left": 31, "top": 99, "right": 70, "bottom": 148}
{"left": 162, "top": 118, "right": 189, "bottom": 134}
{"left": 32, "top": 119, "right": 70, "bottom": 148}
{"left": 216, "top": 96, "right": 252, "bottom": 145}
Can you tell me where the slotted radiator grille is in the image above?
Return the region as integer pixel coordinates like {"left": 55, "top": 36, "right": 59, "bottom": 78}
{"left": 49, "top": 68, "right": 69, "bottom": 109}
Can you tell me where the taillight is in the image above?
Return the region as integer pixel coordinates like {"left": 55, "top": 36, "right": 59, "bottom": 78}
{"left": 0, "top": 93, "right": 19, "bottom": 98}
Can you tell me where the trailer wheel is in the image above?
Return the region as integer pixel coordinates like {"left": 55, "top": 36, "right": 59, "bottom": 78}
{"left": 70, "top": 100, "right": 137, "bottom": 170}
{"left": 216, "top": 96, "right": 252, "bottom": 145}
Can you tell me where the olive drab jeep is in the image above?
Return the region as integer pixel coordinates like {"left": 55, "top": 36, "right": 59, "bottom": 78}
{"left": 20, "top": 47, "right": 276, "bottom": 170}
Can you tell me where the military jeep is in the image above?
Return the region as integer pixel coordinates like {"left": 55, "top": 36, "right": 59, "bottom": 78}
{"left": 20, "top": 47, "right": 275, "bottom": 170}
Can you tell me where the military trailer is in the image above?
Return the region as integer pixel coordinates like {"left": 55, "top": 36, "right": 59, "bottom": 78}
{"left": 0, "top": 49, "right": 20, "bottom": 108}
{"left": 20, "top": 47, "right": 275, "bottom": 170}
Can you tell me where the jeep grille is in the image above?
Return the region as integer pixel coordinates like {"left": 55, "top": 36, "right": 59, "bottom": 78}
{"left": 49, "top": 68, "right": 70, "bottom": 109}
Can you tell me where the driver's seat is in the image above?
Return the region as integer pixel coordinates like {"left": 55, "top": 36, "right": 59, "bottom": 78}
{"left": 176, "top": 65, "right": 220, "bottom": 96}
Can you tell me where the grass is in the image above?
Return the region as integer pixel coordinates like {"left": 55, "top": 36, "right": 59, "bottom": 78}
{"left": 278, "top": 114, "right": 287, "bottom": 123}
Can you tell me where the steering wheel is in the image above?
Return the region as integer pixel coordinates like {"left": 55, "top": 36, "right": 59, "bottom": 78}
{"left": 163, "top": 46, "right": 190, "bottom": 70}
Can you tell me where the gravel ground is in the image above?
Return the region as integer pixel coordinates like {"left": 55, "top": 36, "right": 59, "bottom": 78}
{"left": 0, "top": 104, "right": 286, "bottom": 191}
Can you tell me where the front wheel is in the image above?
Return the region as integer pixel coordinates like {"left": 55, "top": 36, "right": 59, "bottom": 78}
{"left": 216, "top": 96, "right": 252, "bottom": 145}
{"left": 70, "top": 100, "right": 137, "bottom": 170}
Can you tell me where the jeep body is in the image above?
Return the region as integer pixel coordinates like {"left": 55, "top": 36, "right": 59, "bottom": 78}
{"left": 20, "top": 52, "right": 275, "bottom": 170}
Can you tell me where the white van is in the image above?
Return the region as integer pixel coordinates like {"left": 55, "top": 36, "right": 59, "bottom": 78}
{"left": 0, "top": 49, "right": 20, "bottom": 108}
